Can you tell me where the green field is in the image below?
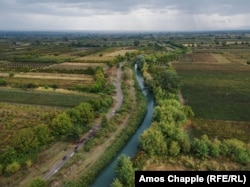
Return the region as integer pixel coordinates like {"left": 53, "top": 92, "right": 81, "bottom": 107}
{"left": 0, "top": 88, "right": 96, "bottom": 107}
{"left": 173, "top": 63, "right": 250, "bottom": 121}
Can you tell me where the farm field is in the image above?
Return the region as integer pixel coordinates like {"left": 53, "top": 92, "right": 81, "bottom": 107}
{"left": 0, "top": 72, "right": 93, "bottom": 81}
{"left": 191, "top": 119, "right": 250, "bottom": 143}
{"left": 173, "top": 62, "right": 250, "bottom": 121}
{"left": 0, "top": 87, "right": 96, "bottom": 107}
{"left": 0, "top": 30, "right": 249, "bottom": 186}
{"left": 75, "top": 48, "right": 137, "bottom": 62}
{"left": 173, "top": 59, "right": 250, "bottom": 143}
{"left": 47, "top": 62, "right": 108, "bottom": 70}
{"left": 0, "top": 102, "right": 62, "bottom": 152}
{"left": 179, "top": 53, "right": 230, "bottom": 64}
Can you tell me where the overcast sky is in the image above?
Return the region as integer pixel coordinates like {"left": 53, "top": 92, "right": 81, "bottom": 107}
{"left": 0, "top": 0, "right": 249, "bottom": 31}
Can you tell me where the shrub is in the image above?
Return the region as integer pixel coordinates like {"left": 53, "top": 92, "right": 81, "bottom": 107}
{"left": 0, "top": 79, "right": 7, "bottom": 86}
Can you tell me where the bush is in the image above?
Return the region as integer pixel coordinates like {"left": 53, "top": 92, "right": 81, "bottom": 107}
{"left": 0, "top": 79, "right": 7, "bottom": 86}
{"left": 5, "top": 161, "right": 20, "bottom": 174}
{"left": 9, "top": 72, "right": 14, "bottom": 77}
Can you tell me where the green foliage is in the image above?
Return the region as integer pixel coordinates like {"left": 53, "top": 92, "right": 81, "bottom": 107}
{"left": 0, "top": 88, "right": 93, "bottom": 107}
{"left": 139, "top": 128, "right": 167, "bottom": 156}
{"left": 134, "top": 40, "right": 140, "bottom": 46}
{"left": 50, "top": 113, "right": 73, "bottom": 138}
{"left": 65, "top": 77, "right": 147, "bottom": 187}
{"left": 28, "top": 178, "right": 46, "bottom": 187}
{"left": 209, "top": 139, "right": 221, "bottom": 158}
{"left": 115, "top": 155, "right": 134, "bottom": 187}
{"left": 12, "top": 128, "right": 39, "bottom": 153}
{"left": 192, "top": 138, "right": 209, "bottom": 159}
{"left": 0, "top": 164, "right": 3, "bottom": 175}
{"left": 0, "top": 78, "right": 7, "bottom": 86}
{"left": 5, "top": 161, "right": 20, "bottom": 174}
{"left": 0, "top": 146, "right": 18, "bottom": 166}
{"left": 9, "top": 72, "right": 14, "bottom": 77}
{"left": 153, "top": 99, "right": 187, "bottom": 126}
{"left": 91, "top": 67, "right": 108, "bottom": 93}
{"left": 110, "top": 178, "right": 123, "bottom": 187}
{"left": 154, "top": 69, "right": 181, "bottom": 94}
{"left": 33, "top": 124, "right": 54, "bottom": 145}
{"left": 220, "top": 139, "right": 250, "bottom": 164}
{"left": 169, "top": 141, "right": 181, "bottom": 156}
{"left": 183, "top": 105, "right": 195, "bottom": 119}
{"left": 174, "top": 63, "right": 250, "bottom": 121}
{"left": 75, "top": 102, "right": 94, "bottom": 124}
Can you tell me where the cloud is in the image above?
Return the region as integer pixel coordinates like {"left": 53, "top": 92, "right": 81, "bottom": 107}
{"left": 0, "top": 0, "right": 249, "bottom": 31}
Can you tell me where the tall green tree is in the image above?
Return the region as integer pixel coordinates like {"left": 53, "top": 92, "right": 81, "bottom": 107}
{"left": 33, "top": 124, "right": 53, "bottom": 145}
{"left": 139, "top": 128, "right": 167, "bottom": 156}
{"left": 192, "top": 138, "right": 209, "bottom": 159}
{"left": 169, "top": 141, "right": 181, "bottom": 156}
{"left": 154, "top": 69, "right": 181, "bottom": 94}
{"left": 115, "top": 155, "right": 134, "bottom": 187}
{"left": 12, "top": 128, "right": 39, "bottom": 153}
{"left": 75, "top": 102, "right": 94, "bottom": 124}
{"left": 110, "top": 178, "right": 123, "bottom": 187}
{"left": 50, "top": 113, "right": 73, "bottom": 138}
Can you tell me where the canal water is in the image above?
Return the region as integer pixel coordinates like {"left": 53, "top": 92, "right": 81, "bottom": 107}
{"left": 91, "top": 64, "right": 155, "bottom": 187}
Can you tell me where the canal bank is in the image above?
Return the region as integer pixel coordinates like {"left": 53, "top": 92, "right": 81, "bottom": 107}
{"left": 91, "top": 64, "right": 155, "bottom": 187}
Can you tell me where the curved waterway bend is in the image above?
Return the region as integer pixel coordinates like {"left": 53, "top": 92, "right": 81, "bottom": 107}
{"left": 91, "top": 64, "right": 155, "bottom": 187}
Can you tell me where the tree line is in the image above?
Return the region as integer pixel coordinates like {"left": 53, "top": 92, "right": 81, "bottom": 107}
{"left": 0, "top": 97, "right": 113, "bottom": 176}
{"left": 110, "top": 55, "right": 250, "bottom": 187}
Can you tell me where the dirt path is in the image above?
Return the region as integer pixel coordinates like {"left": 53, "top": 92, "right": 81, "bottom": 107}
{"left": 178, "top": 90, "right": 185, "bottom": 105}
{"left": 49, "top": 63, "right": 136, "bottom": 186}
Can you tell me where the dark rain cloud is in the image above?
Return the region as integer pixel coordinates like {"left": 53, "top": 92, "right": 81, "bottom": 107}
{"left": 0, "top": 0, "right": 249, "bottom": 30}
{"left": 1, "top": 0, "right": 250, "bottom": 16}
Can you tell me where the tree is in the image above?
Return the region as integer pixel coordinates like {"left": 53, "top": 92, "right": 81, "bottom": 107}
{"left": 12, "top": 128, "right": 39, "bottom": 153}
{"left": 115, "top": 155, "right": 134, "bottom": 187}
{"left": 139, "top": 128, "right": 167, "bottom": 156}
{"left": 220, "top": 139, "right": 250, "bottom": 164}
{"left": 183, "top": 105, "right": 195, "bottom": 119}
{"left": 75, "top": 102, "right": 94, "bottom": 125}
{"left": 94, "top": 67, "right": 105, "bottom": 83}
{"left": 192, "top": 138, "right": 209, "bottom": 159}
{"left": 50, "top": 113, "right": 73, "bottom": 138}
{"left": 0, "top": 146, "right": 17, "bottom": 166}
{"left": 169, "top": 141, "right": 181, "bottom": 156}
{"left": 110, "top": 178, "right": 123, "bottom": 187}
{"left": 28, "top": 178, "right": 46, "bottom": 187}
{"left": 33, "top": 124, "right": 53, "bottom": 145}
{"left": 155, "top": 69, "right": 181, "bottom": 94}
{"left": 67, "top": 108, "right": 82, "bottom": 126}
{"left": 134, "top": 40, "right": 140, "bottom": 46}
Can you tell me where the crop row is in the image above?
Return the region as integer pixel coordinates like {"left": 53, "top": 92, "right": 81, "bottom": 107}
{"left": 180, "top": 53, "right": 218, "bottom": 63}
{"left": 0, "top": 62, "right": 53, "bottom": 70}
{"left": 174, "top": 63, "right": 250, "bottom": 121}
{"left": 0, "top": 88, "right": 96, "bottom": 108}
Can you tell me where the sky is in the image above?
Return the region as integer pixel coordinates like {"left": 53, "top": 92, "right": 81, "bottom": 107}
{"left": 0, "top": 0, "right": 250, "bottom": 31}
